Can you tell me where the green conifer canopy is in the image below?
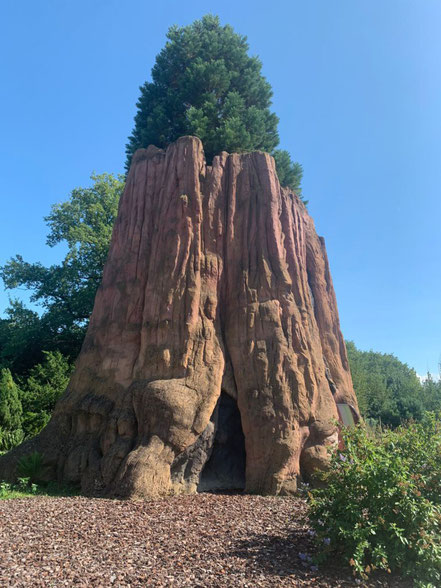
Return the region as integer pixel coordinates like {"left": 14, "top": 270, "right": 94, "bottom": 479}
{"left": 126, "top": 15, "right": 303, "bottom": 194}
{"left": 0, "top": 369, "right": 22, "bottom": 432}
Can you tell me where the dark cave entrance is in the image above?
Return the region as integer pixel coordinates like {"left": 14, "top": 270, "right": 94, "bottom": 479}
{"left": 198, "top": 391, "right": 246, "bottom": 492}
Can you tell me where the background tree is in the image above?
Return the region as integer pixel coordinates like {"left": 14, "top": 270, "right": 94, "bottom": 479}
{"left": 1, "top": 173, "right": 124, "bottom": 373}
{"left": 346, "top": 340, "right": 425, "bottom": 426}
{"left": 126, "top": 14, "right": 303, "bottom": 194}
{"left": 0, "top": 368, "right": 23, "bottom": 451}
{"left": 0, "top": 174, "right": 122, "bottom": 447}
{"left": 20, "top": 351, "right": 73, "bottom": 439}
{"left": 0, "top": 301, "right": 48, "bottom": 377}
{"left": 0, "top": 369, "right": 22, "bottom": 432}
{"left": 420, "top": 372, "right": 441, "bottom": 412}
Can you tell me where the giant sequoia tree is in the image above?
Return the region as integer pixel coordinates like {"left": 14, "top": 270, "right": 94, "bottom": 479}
{"left": 126, "top": 15, "right": 303, "bottom": 193}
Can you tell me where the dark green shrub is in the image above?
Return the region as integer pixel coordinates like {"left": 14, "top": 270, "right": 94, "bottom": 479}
{"left": 16, "top": 477, "right": 38, "bottom": 493}
{"left": 20, "top": 350, "right": 73, "bottom": 439}
{"left": 21, "top": 411, "right": 50, "bottom": 440}
{"left": 0, "top": 368, "right": 23, "bottom": 431}
{"left": 17, "top": 451, "right": 43, "bottom": 483}
{"left": 0, "top": 479, "right": 37, "bottom": 498}
{"left": 308, "top": 419, "right": 441, "bottom": 585}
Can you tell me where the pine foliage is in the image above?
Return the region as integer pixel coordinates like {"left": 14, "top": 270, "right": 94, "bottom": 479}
{"left": 0, "top": 368, "right": 22, "bottom": 432}
{"left": 126, "top": 15, "right": 303, "bottom": 194}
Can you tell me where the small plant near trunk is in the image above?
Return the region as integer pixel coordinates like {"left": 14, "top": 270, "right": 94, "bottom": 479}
{"left": 17, "top": 451, "right": 43, "bottom": 483}
{"left": 0, "top": 478, "right": 38, "bottom": 498}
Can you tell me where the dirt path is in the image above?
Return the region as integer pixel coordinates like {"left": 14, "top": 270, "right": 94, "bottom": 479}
{"left": 0, "top": 494, "right": 407, "bottom": 587}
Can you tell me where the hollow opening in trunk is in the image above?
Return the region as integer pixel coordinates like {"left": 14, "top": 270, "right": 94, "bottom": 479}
{"left": 198, "top": 391, "right": 246, "bottom": 492}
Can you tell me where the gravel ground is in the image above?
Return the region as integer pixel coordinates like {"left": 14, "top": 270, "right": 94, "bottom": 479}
{"left": 0, "top": 494, "right": 410, "bottom": 587}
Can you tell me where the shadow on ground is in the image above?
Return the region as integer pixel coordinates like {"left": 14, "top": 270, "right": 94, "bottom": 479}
{"left": 227, "top": 530, "right": 413, "bottom": 587}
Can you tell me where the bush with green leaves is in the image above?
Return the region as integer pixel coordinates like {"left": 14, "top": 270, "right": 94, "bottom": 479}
{"left": 0, "top": 478, "right": 38, "bottom": 499}
{"left": 17, "top": 452, "right": 43, "bottom": 483}
{"left": 126, "top": 14, "right": 303, "bottom": 194}
{"left": 308, "top": 418, "right": 441, "bottom": 585}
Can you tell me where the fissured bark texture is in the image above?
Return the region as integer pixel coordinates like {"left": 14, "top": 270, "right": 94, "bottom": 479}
{"left": 0, "top": 137, "right": 358, "bottom": 497}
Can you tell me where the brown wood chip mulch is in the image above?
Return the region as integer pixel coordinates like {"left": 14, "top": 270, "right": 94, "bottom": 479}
{"left": 0, "top": 494, "right": 411, "bottom": 587}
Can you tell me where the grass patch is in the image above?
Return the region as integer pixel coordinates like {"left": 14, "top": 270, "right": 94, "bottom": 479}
{"left": 0, "top": 478, "right": 79, "bottom": 500}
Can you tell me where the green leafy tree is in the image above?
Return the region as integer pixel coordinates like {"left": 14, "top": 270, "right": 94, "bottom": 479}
{"left": 0, "top": 173, "right": 124, "bottom": 373}
{"left": 126, "top": 14, "right": 303, "bottom": 194}
{"left": 0, "top": 301, "right": 49, "bottom": 376}
{"left": 346, "top": 340, "right": 423, "bottom": 426}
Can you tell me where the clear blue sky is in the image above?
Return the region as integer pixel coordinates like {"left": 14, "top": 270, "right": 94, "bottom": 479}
{"left": 1, "top": 0, "right": 440, "bottom": 376}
